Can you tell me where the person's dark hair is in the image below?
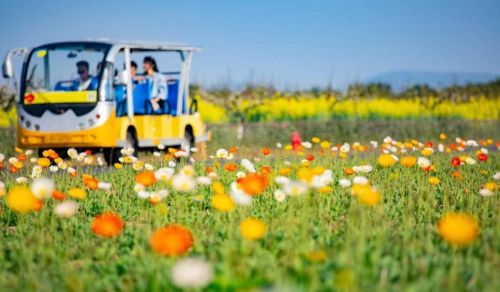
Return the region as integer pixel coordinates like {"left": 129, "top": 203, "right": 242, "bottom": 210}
{"left": 131, "top": 61, "right": 137, "bottom": 69}
{"left": 76, "top": 60, "right": 89, "bottom": 71}
{"left": 143, "top": 56, "right": 159, "bottom": 72}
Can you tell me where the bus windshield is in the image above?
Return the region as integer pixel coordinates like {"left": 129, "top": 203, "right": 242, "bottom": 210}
{"left": 23, "top": 42, "right": 110, "bottom": 105}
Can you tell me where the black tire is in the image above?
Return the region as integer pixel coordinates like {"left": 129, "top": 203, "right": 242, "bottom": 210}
{"left": 126, "top": 130, "right": 140, "bottom": 157}
{"left": 103, "top": 148, "right": 121, "bottom": 166}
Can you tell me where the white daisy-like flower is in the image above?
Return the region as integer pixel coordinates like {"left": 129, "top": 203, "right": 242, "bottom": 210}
{"left": 417, "top": 157, "right": 430, "bottom": 168}
{"left": 153, "top": 151, "right": 161, "bottom": 157}
{"left": 301, "top": 141, "right": 312, "bottom": 149}
{"left": 25, "top": 149, "right": 34, "bottom": 156}
{"left": 283, "top": 181, "right": 308, "bottom": 197}
{"left": 97, "top": 157, "right": 104, "bottom": 167}
{"left": 144, "top": 163, "right": 154, "bottom": 171}
{"left": 340, "top": 143, "right": 350, "bottom": 153}
{"left": 216, "top": 148, "right": 228, "bottom": 159}
{"left": 180, "top": 165, "right": 195, "bottom": 176}
{"left": 67, "top": 148, "right": 78, "bottom": 159}
{"left": 236, "top": 171, "right": 246, "bottom": 179}
{"left": 157, "top": 189, "right": 169, "bottom": 199}
{"left": 493, "top": 172, "right": 500, "bottom": 181}
{"left": 16, "top": 177, "right": 28, "bottom": 184}
{"left": 168, "top": 160, "right": 177, "bottom": 168}
{"left": 466, "top": 140, "right": 478, "bottom": 147}
{"left": 134, "top": 183, "right": 145, "bottom": 193}
{"left": 54, "top": 201, "right": 79, "bottom": 218}
{"left": 30, "top": 157, "right": 38, "bottom": 163}
{"left": 465, "top": 157, "right": 476, "bottom": 165}
{"left": 276, "top": 143, "right": 282, "bottom": 148}
{"left": 172, "top": 174, "right": 196, "bottom": 192}
{"left": 353, "top": 165, "right": 373, "bottom": 173}
{"left": 98, "top": 182, "right": 112, "bottom": 191}
{"left": 49, "top": 165, "right": 59, "bottom": 173}
{"left": 137, "top": 191, "right": 151, "bottom": 199}
{"left": 157, "top": 144, "right": 166, "bottom": 150}
{"left": 383, "top": 136, "right": 393, "bottom": 144}
{"left": 196, "top": 176, "right": 212, "bottom": 185}
{"left": 31, "top": 178, "right": 55, "bottom": 199}
{"left": 67, "top": 167, "right": 76, "bottom": 175}
{"left": 0, "top": 153, "right": 5, "bottom": 162}
{"left": 479, "top": 188, "right": 494, "bottom": 197}
{"left": 438, "top": 144, "right": 445, "bottom": 152}
{"left": 274, "top": 189, "right": 286, "bottom": 202}
{"left": 275, "top": 176, "right": 290, "bottom": 185}
{"left": 370, "top": 141, "right": 378, "bottom": 148}
{"left": 229, "top": 182, "right": 252, "bottom": 205}
{"left": 155, "top": 167, "right": 175, "bottom": 182}
{"left": 8, "top": 157, "right": 18, "bottom": 165}
{"left": 170, "top": 258, "right": 213, "bottom": 289}
{"left": 190, "top": 147, "right": 198, "bottom": 153}
{"left": 480, "top": 147, "right": 489, "bottom": 154}
{"left": 174, "top": 150, "right": 189, "bottom": 158}
{"left": 240, "top": 158, "right": 256, "bottom": 173}
{"left": 353, "top": 176, "right": 369, "bottom": 186}
{"left": 338, "top": 178, "right": 351, "bottom": 188}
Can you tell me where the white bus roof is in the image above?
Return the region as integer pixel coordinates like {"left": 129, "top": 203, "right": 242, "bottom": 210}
{"left": 34, "top": 39, "right": 202, "bottom": 52}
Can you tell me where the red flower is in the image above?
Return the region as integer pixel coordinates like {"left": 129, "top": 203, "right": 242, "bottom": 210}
{"left": 477, "top": 153, "right": 488, "bottom": 161}
{"left": 261, "top": 147, "right": 271, "bottom": 156}
{"left": 425, "top": 141, "right": 433, "bottom": 147}
{"left": 451, "top": 157, "right": 461, "bottom": 167}
{"left": 306, "top": 154, "right": 315, "bottom": 161}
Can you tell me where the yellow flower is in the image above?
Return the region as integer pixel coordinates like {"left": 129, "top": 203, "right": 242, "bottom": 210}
{"left": 306, "top": 250, "right": 327, "bottom": 262}
{"left": 439, "top": 133, "right": 447, "bottom": 140}
{"left": 357, "top": 186, "right": 381, "bottom": 206}
{"left": 298, "top": 167, "right": 315, "bottom": 183}
{"left": 37, "top": 157, "right": 51, "bottom": 168}
{"left": 400, "top": 156, "right": 417, "bottom": 168}
{"left": 377, "top": 154, "right": 396, "bottom": 168}
{"left": 484, "top": 182, "right": 497, "bottom": 191}
{"left": 428, "top": 176, "right": 441, "bottom": 185}
{"left": 211, "top": 194, "right": 235, "bottom": 212}
{"left": 68, "top": 188, "right": 86, "bottom": 200}
{"left": 7, "top": 186, "right": 40, "bottom": 212}
{"left": 212, "top": 182, "right": 225, "bottom": 195}
{"left": 284, "top": 144, "right": 293, "bottom": 151}
{"left": 320, "top": 141, "right": 331, "bottom": 149}
{"left": 312, "top": 137, "right": 321, "bottom": 143}
{"left": 240, "top": 218, "right": 266, "bottom": 240}
{"left": 421, "top": 147, "right": 434, "bottom": 156}
{"left": 114, "top": 163, "right": 123, "bottom": 169}
{"left": 437, "top": 213, "right": 479, "bottom": 246}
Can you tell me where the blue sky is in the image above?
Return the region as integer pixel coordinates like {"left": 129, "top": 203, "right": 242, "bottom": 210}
{"left": 1, "top": 0, "right": 499, "bottom": 89}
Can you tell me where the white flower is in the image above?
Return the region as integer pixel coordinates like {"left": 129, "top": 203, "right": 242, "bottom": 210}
{"left": 16, "top": 177, "right": 28, "bottom": 184}
{"left": 171, "top": 258, "right": 213, "bottom": 289}
{"left": 31, "top": 178, "right": 55, "bottom": 199}
{"left": 301, "top": 141, "right": 312, "bottom": 149}
{"left": 383, "top": 136, "right": 393, "bottom": 144}
{"left": 134, "top": 183, "right": 145, "bottom": 193}
{"left": 417, "top": 157, "right": 430, "bottom": 168}
{"left": 157, "top": 189, "right": 169, "bottom": 198}
{"left": 276, "top": 143, "right": 282, "bottom": 148}
{"left": 190, "top": 147, "right": 198, "bottom": 153}
{"left": 274, "top": 189, "right": 286, "bottom": 202}
{"left": 32, "top": 165, "right": 42, "bottom": 174}
{"left": 216, "top": 148, "right": 228, "bottom": 159}
{"left": 157, "top": 144, "right": 165, "bottom": 150}
{"left": 236, "top": 171, "right": 246, "bottom": 179}
{"left": 25, "top": 149, "right": 34, "bottom": 156}
{"left": 196, "top": 176, "right": 212, "bottom": 185}
{"left": 98, "top": 182, "right": 112, "bottom": 191}
{"left": 479, "top": 188, "right": 494, "bottom": 197}
{"left": 0, "top": 153, "right": 4, "bottom": 162}
{"left": 493, "top": 172, "right": 500, "bottom": 181}
{"left": 174, "top": 150, "right": 189, "bottom": 158}
{"left": 144, "top": 163, "right": 154, "bottom": 171}
{"left": 331, "top": 146, "right": 339, "bottom": 152}
{"left": 340, "top": 143, "right": 350, "bottom": 153}
{"left": 275, "top": 176, "right": 290, "bottom": 185}
{"left": 137, "top": 191, "right": 151, "bottom": 199}
{"left": 54, "top": 201, "right": 79, "bottom": 217}
{"left": 67, "top": 167, "right": 76, "bottom": 175}
{"left": 480, "top": 147, "right": 488, "bottom": 154}
{"left": 172, "top": 174, "right": 196, "bottom": 192}
{"left": 154, "top": 168, "right": 175, "bottom": 182}
{"left": 57, "top": 162, "right": 67, "bottom": 170}
{"left": 67, "top": 148, "right": 78, "bottom": 159}
{"left": 168, "top": 160, "right": 177, "bottom": 168}
{"left": 83, "top": 157, "right": 93, "bottom": 165}
{"left": 283, "top": 181, "right": 308, "bottom": 197}
{"left": 391, "top": 154, "right": 399, "bottom": 162}
{"left": 240, "top": 158, "right": 256, "bottom": 173}
{"left": 180, "top": 165, "right": 195, "bottom": 176}
{"left": 30, "top": 157, "right": 38, "bottom": 163}
{"left": 339, "top": 178, "right": 351, "bottom": 188}
{"left": 370, "top": 141, "right": 378, "bottom": 148}
{"left": 0, "top": 181, "right": 6, "bottom": 196}
{"left": 438, "top": 144, "right": 445, "bottom": 152}
{"left": 153, "top": 151, "right": 161, "bottom": 157}
{"left": 466, "top": 140, "right": 478, "bottom": 147}
{"left": 49, "top": 165, "right": 59, "bottom": 173}
{"left": 353, "top": 176, "right": 369, "bottom": 185}
{"left": 8, "top": 157, "right": 18, "bottom": 165}
{"left": 353, "top": 165, "right": 373, "bottom": 173}
{"left": 230, "top": 182, "right": 252, "bottom": 205}
{"left": 465, "top": 157, "right": 476, "bottom": 165}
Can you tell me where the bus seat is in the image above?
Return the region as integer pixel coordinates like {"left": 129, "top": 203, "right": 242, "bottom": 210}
{"left": 55, "top": 80, "right": 77, "bottom": 91}
{"left": 167, "top": 79, "right": 179, "bottom": 116}
{"left": 133, "top": 80, "right": 152, "bottom": 115}
{"left": 114, "top": 85, "right": 127, "bottom": 117}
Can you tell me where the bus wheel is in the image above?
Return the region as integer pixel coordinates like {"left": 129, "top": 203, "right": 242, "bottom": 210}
{"left": 180, "top": 129, "right": 194, "bottom": 158}
{"left": 103, "top": 148, "right": 121, "bottom": 166}
{"left": 126, "top": 130, "right": 140, "bottom": 157}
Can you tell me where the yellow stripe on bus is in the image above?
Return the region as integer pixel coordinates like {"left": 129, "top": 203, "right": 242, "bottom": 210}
{"left": 24, "top": 91, "right": 97, "bottom": 104}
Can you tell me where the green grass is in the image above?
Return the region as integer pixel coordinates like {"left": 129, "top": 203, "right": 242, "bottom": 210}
{"left": 0, "top": 121, "right": 499, "bottom": 291}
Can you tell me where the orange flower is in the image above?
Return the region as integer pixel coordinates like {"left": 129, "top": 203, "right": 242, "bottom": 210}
{"left": 135, "top": 171, "right": 156, "bottom": 187}
{"left": 91, "top": 213, "right": 124, "bottom": 238}
{"left": 205, "top": 166, "right": 213, "bottom": 174}
{"left": 261, "top": 147, "right": 271, "bottom": 156}
{"left": 260, "top": 166, "right": 272, "bottom": 174}
{"left": 18, "top": 154, "right": 27, "bottom": 161}
{"left": 229, "top": 146, "right": 238, "bottom": 153}
{"left": 278, "top": 168, "right": 292, "bottom": 176}
{"left": 83, "top": 176, "right": 99, "bottom": 190}
{"left": 150, "top": 224, "right": 194, "bottom": 256}
{"left": 237, "top": 173, "right": 269, "bottom": 196}
{"left": 343, "top": 168, "right": 354, "bottom": 176}
{"left": 224, "top": 163, "right": 238, "bottom": 172}
{"left": 52, "top": 190, "right": 66, "bottom": 200}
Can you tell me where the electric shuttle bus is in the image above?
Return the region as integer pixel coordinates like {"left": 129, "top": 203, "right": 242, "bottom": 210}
{"left": 2, "top": 40, "right": 209, "bottom": 164}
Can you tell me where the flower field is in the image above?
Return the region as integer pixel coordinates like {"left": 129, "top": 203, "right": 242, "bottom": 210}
{"left": 0, "top": 130, "right": 499, "bottom": 290}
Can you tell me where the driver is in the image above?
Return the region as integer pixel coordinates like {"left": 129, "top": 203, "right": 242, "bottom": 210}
{"left": 75, "top": 61, "right": 97, "bottom": 91}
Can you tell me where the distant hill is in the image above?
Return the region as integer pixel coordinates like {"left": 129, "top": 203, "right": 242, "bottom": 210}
{"left": 366, "top": 71, "right": 500, "bottom": 92}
